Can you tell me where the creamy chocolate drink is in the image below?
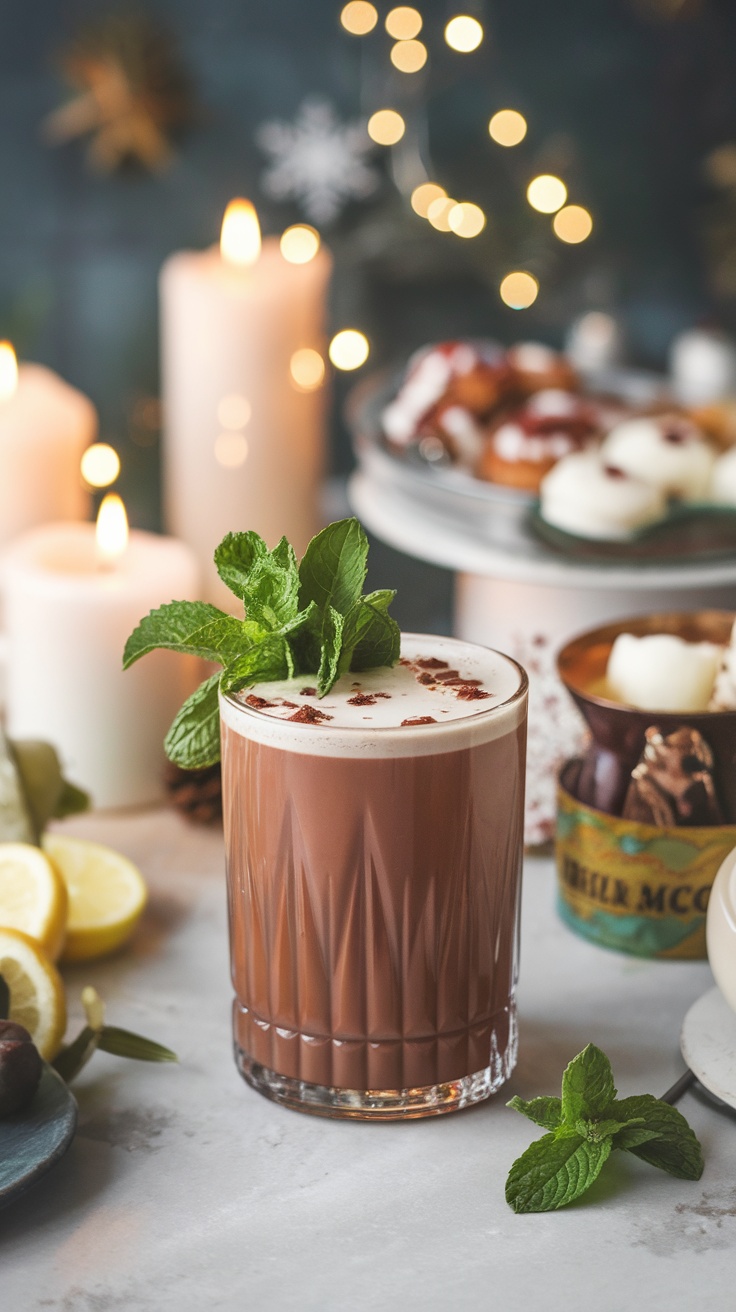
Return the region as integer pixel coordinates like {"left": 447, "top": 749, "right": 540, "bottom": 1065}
{"left": 220, "top": 634, "right": 528, "bottom": 1119}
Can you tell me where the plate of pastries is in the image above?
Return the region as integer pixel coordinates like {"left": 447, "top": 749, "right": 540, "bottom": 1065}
{"left": 350, "top": 338, "right": 736, "bottom": 560}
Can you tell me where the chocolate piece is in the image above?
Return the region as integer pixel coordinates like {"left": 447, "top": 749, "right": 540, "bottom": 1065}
{"left": 433, "top": 670, "right": 461, "bottom": 683}
{"left": 401, "top": 716, "right": 437, "bottom": 726}
{"left": 245, "top": 694, "right": 276, "bottom": 710}
{"left": 416, "top": 657, "right": 449, "bottom": 670}
{"left": 622, "top": 726, "right": 724, "bottom": 827}
{"left": 299, "top": 687, "right": 317, "bottom": 697}
{"left": 417, "top": 672, "right": 436, "bottom": 686}
{"left": 456, "top": 687, "right": 491, "bottom": 701}
{"left": 287, "top": 705, "right": 333, "bottom": 724}
{"left": 281, "top": 701, "right": 298, "bottom": 709}
{"left": 348, "top": 693, "right": 376, "bottom": 706}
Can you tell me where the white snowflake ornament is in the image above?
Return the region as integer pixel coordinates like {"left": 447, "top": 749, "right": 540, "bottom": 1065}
{"left": 256, "top": 98, "right": 380, "bottom": 225}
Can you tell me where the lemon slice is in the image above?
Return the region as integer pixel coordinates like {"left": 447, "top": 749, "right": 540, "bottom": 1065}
{"left": 0, "top": 927, "right": 67, "bottom": 1059}
{"left": 0, "top": 842, "right": 68, "bottom": 960}
{"left": 43, "top": 835, "right": 148, "bottom": 963}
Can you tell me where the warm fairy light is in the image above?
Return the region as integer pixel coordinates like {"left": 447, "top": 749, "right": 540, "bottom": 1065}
{"left": 367, "top": 109, "right": 406, "bottom": 146}
{"left": 390, "top": 39, "right": 428, "bottom": 72}
{"left": 96, "top": 494, "right": 129, "bottom": 565}
{"left": 527, "top": 174, "right": 567, "bottom": 214}
{"left": 488, "top": 109, "right": 527, "bottom": 147}
{"left": 214, "top": 432, "right": 249, "bottom": 468}
{"left": 290, "top": 348, "right": 326, "bottom": 391}
{"left": 220, "top": 199, "right": 261, "bottom": 268}
{"left": 340, "top": 1, "right": 378, "bottom": 34}
{"left": 386, "top": 6, "right": 422, "bottom": 39}
{"left": 80, "top": 443, "right": 120, "bottom": 488}
{"left": 328, "top": 330, "right": 370, "bottom": 370}
{"left": 553, "top": 204, "right": 593, "bottom": 244}
{"left": 444, "top": 15, "right": 484, "bottom": 52}
{"left": 427, "top": 196, "right": 457, "bottom": 231}
{"left": 448, "top": 201, "right": 486, "bottom": 238}
{"left": 500, "top": 271, "right": 539, "bottom": 310}
{"left": 411, "top": 182, "right": 447, "bottom": 217}
{"left": 217, "top": 394, "right": 252, "bottom": 430}
{"left": 280, "top": 225, "right": 321, "bottom": 264}
{"left": 0, "top": 341, "right": 18, "bottom": 402}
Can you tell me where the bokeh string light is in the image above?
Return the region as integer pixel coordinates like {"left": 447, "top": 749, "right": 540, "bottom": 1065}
{"left": 444, "top": 15, "right": 484, "bottom": 53}
{"left": 553, "top": 205, "right": 593, "bottom": 244}
{"left": 499, "top": 271, "right": 539, "bottom": 309}
{"left": 427, "top": 196, "right": 457, "bottom": 231}
{"left": 290, "top": 348, "right": 326, "bottom": 391}
{"left": 280, "top": 225, "right": 321, "bottom": 264}
{"left": 390, "top": 39, "right": 428, "bottom": 72}
{"left": 340, "top": 1, "right": 378, "bottom": 35}
{"left": 367, "top": 109, "right": 406, "bottom": 145}
{"left": 329, "top": 330, "right": 370, "bottom": 370}
{"left": 448, "top": 201, "right": 486, "bottom": 238}
{"left": 411, "top": 182, "right": 447, "bottom": 216}
{"left": 526, "top": 174, "right": 567, "bottom": 214}
{"left": 488, "top": 109, "right": 527, "bottom": 147}
{"left": 80, "top": 443, "right": 121, "bottom": 488}
{"left": 385, "top": 7, "right": 422, "bottom": 39}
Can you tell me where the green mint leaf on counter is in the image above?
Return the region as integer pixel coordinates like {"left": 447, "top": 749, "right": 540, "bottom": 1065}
{"left": 506, "top": 1132, "right": 612, "bottom": 1215}
{"left": 298, "top": 518, "right": 368, "bottom": 619}
{"left": 506, "top": 1044, "right": 704, "bottom": 1213}
{"left": 561, "top": 1043, "right": 616, "bottom": 1122}
{"left": 507, "top": 1095, "right": 563, "bottom": 1131}
{"left": 164, "top": 674, "right": 221, "bottom": 769}
{"left": 123, "top": 601, "right": 231, "bottom": 668}
{"left": 97, "top": 1027, "right": 178, "bottom": 1063}
{"left": 220, "top": 634, "right": 294, "bottom": 696}
{"left": 611, "top": 1096, "right": 704, "bottom": 1179}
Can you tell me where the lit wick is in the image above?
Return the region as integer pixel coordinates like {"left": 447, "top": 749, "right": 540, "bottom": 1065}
{"left": 0, "top": 341, "right": 19, "bottom": 403}
{"left": 220, "top": 199, "right": 261, "bottom": 269}
{"left": 96, "top": 493, "right": 129, "bottom": 570}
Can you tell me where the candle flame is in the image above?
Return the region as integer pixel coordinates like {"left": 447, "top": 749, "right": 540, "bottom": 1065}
{"left": 0, "top": 341, "right": 18, "bottom": 402}
{"left": 220, "top": 199, "right": 261, "bottom": 268}
{"left": 96, "top": 494, "right": 129, "bottom": 565}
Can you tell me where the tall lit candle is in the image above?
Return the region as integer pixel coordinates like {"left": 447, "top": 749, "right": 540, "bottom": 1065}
{"left": 1, "top": 499, "right": 200, "bottom": 808}
{"left": 160, "top": 201, "right": 332, "bottom": 608}
{"left": 0, "top": 342, "right": 95, "bottom": 548}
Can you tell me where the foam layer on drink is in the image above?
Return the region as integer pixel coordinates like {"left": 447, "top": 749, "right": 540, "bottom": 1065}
{"left": 219, "top": 633, "right": 526, "bottom": 757}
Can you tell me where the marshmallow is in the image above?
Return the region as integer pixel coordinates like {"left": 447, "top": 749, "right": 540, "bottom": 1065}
{"left": 540, "top": 451, "right": 666, "bottom": 540}
{"left": 607, "top": 633, "right": 722, "bottom": 712}
{"left": 600, "top": 415, "right": 715, "bottom": 500}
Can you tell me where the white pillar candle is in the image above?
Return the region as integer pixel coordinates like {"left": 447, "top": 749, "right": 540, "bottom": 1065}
{"left": 160, "top": 201, "right": 332, "bottom": 609}
{"left": 0, "top": 343, "right": 95, "bottom": 548}
{"left": 1, "top": 502, "right": 200, "bottom": 808}
{"left": 606, "top": 632, "right": 722, "bottom": 711}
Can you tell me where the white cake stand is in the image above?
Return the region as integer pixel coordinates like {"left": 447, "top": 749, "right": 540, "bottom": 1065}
{"left": 349, "top": 470, "right": 736, "bottom": 845}
{"left": 681, "top": 987, "right": 736, "bottom": 1111}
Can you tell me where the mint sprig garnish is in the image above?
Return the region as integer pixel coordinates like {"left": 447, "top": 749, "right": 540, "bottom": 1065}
{"left": 123, "top": 518, "right": 400, "bottom": 769}
{"left": 506, "top": 1044, "right": 704, "bottom": 1214}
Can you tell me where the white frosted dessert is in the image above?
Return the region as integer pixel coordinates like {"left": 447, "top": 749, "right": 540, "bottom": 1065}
{"left": 540, "top": 451, "right": 666, "bottom": 539}
{"left": 600, "top": 415, "right": 715, "bottom": 499}
{"left": 709, "top": 446, "right": 736, "bottom": 505}
{"left": 606, "top": 633, "right": 723, "bottom": 712}
{"left": 710, "top": 620, "right": 736, "bottom": 710}
{"left": 219, "top": 634, "right": 526, "bottom": 757}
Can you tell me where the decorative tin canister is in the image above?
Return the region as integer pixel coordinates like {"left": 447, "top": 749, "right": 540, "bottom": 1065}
{"left": 555, "top": 610, "right": 736, "bottom": 959}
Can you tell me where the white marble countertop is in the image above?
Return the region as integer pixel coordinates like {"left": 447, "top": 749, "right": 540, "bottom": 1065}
{"left": 2, "top": 808, "right": 734, "bottom": 1312}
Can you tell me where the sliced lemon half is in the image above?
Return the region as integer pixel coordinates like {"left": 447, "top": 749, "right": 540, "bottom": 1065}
{"left": 0, "top": 842, "right": 68, "bottom": 960}
{"left": 43, "top": 835, "right": 148, "bottom": 963}
{"left": 0, "top": 927, "right": 67, "bottom": 1059}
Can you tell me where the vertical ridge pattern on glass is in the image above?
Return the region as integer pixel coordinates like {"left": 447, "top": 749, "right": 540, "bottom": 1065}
{"left": 223, "top": 721, "right": 526, "bottom": 1096}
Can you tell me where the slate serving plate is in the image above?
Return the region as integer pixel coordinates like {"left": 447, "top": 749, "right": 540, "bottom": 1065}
{"left": 0, "top": 1064, "right": 77, "bottom": 1208}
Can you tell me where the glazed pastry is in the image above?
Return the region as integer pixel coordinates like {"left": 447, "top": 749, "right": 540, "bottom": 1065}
{"left": 540, "top": 451, "right": 667, "bottom": 539}
{"left": 478, "top": 389, "right": 600, "bottom": 492}
{"left": 382, "top": 341, "right": 510, "bottom": 453}
{"left": 506, "top": 341, "right": 578, "bottom": 396}
{"left": 709, "top": 445, "right": 736, "bottom": 504}
{"left": 600, "top": 414, "right": 715, "bottom": 499}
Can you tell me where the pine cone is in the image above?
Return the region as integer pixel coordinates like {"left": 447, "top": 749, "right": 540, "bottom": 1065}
{"left": 163, "top": 760, "right": 222, "bottom": 826}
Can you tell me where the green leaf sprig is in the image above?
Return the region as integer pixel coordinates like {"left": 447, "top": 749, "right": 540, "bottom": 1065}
{"left": 51, "top": 987, "right": 177, "bottom": 1083}
{"left": 123, "top": 519, "right": 400, "bottom": 770}
{"left": 505, "top": 1044, "right": 704, "bottom": 1214}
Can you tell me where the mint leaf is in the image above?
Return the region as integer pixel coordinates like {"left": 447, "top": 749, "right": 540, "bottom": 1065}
{"left": 611, "top": 1095, "right": 704, "bottom": 1179}
{"left": 97, "top": 1026, "right": 177, "bottom": 1063}
{"left": 164, "top": 674, "right": 221, "bottom": 768}
{"left": 188, "top": 616, "right": 266, "bottom": 665}
{"left": 576, "top": 1117, "right": 643, "bottom": 1143}
{"left": 123, "top": 601, "right": 230, "bottom": 668}
{"left": 347, "top": 592, "right": 401, "bottom": 673}
{"left": 507, "top": 1096, "right": 562, "bottom": 1130}
{"left": 561, "top": 1044, "right": 616, "bottom": 1123}
{"left": 213, "top": 531, "right": 268, "bottom": 601}
{"left": 220, "top": 635, "right": 293, "bottom": 696}
{"left": 506, "top": 1132, "right": 612, "bottom": 1214}
{"left": 317, "top": 607, "right": 344, "bottom": 696}
{"left": 214, "top": 532, "right": 300, "bottom": 629}
{"left": 298, "top": 518, "right": 368, "bottom": 619}
{"left": 280, "top": 601, "right": 319, "bottom": 640}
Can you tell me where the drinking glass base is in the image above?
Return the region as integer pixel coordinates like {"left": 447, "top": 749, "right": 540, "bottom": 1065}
{"left": 236, "top": 1031, "right": 517, "bottom": 1121}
